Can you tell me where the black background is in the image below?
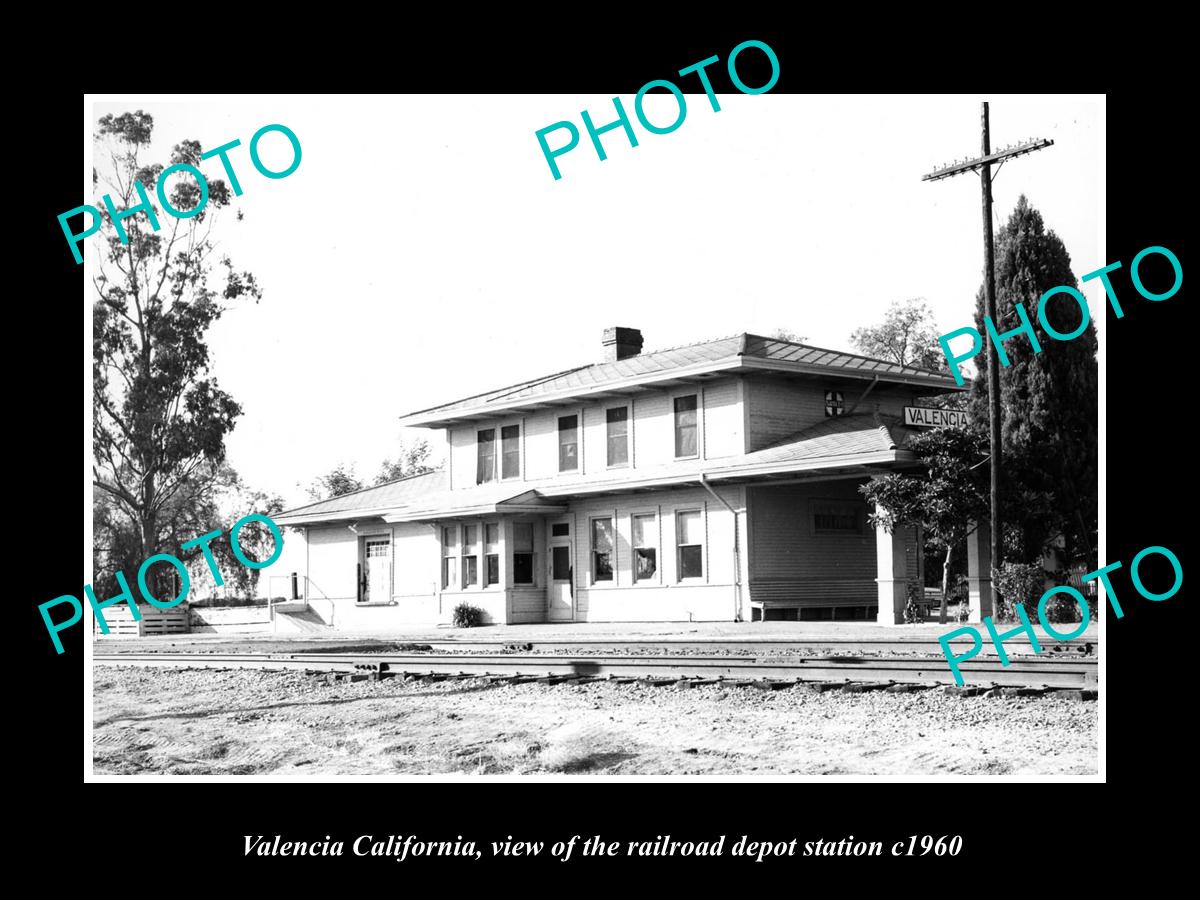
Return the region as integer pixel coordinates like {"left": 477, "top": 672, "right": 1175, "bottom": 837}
{"left": 18, "top": 20, "right": 1186, "bottom": 889}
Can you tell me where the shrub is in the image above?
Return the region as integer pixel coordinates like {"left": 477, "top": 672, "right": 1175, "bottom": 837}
{"left": 949, "top": 573, "right": 970, "bottom": 605}
{"left": 1038, "top": 571, "right": 1088, "bottom": 625}
{"left": 451, "top": 603, "right": 484, "bottom": 628}
{"left": 902, "top": 582, "right": 924, "bottom": 624}
{"left": 1041, "top": 593, "right": 1084, "bottom": 624}
{"left": 190, "top": 596, "right": 269, "bottom": 609}
{"left": 991, "top": 563, "right": 1046, "bottom": 622}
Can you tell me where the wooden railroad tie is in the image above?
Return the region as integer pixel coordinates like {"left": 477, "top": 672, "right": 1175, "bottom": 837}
{"left": 943, "top": 685, "right": 989, "bottom": 697}
{"left": 534, "top": 675, "right": 576, "bottom": 685}
{"left": 842, "top": 682, "right": 890, "bottom": 693}
{"left": 986, "top": 686, "right": 1048, "bottom": 698}
{"left": 804, "top": 681, "right": 849, "bottom": 693}
{"left": 637, "top": 677, "right": 677, "bottom": 688}
{"left": 1051, "top": 688, "right": 1098, "bottom": 701}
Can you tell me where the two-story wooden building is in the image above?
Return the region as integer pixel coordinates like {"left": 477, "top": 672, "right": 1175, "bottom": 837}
{"left": 275, "top": 328, "right": 987, "bottom": 628}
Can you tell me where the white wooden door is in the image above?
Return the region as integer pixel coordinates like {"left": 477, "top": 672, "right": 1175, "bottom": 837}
{"left": 365, "top": 539, "right": 391, "bottom": 603}
{"left": 547, "top": 520, "right": 573, "bottom": 622}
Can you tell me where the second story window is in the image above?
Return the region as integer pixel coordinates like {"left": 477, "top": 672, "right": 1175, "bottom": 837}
{"left": 476, "top": 429, "right": 496, "bottom": 484}
{"left": 606, "top": 406, "right": 629, "bottom": 467}
{"left": 558, "top": 415, "right": 579, "bottom": 472}
{"left": 501, "top": 424, "right": 520, "bottom": 479}
{"left": 674, "top": 394, "right": 698, "bottom": 458}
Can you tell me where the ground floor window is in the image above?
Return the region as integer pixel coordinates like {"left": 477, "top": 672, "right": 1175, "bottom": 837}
{"left": 591, "top": 517, "right": 614, "bottom": 582}
{"left": 676, "top": 510, "right": 704, "bottom": 579}
{"left": 485, "top": 522, "right": 500, "bottom": 585}
{"left": 632, "top": 513, "right": 657, "bottom": 581}
{"left": 462, "top": 524, "right": 479, "bottom": 588}
{"left": 441, "top": 525, "right": 458, "bottom": 589}
{"left": 513, "top": 521, "right": 534, "bottom": 585}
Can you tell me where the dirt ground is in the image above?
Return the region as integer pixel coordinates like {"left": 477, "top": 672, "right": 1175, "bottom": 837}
{"left": 93, "top": 666, "right": 1097, "bottom": 776}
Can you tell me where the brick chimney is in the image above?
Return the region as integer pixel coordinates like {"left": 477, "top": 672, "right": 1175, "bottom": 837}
{"left": 602, "top": 327, "right": 643, "bottom": 362}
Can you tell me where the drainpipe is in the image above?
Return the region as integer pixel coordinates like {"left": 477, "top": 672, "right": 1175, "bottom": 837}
{"left": 699, "top": 473, "right": 742, "bottom": 623}
{"left": 845, "top": 375, "right": 880, "bottom": 416}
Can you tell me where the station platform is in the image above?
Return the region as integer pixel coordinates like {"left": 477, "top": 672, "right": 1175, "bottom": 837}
{"left": 93, "top": 618, "right": 1098, "bottom": 653}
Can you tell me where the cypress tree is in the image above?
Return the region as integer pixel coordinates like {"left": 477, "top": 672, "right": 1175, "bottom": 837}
{"left": 968, "top": 195, "right": 1098, "bottom": 572}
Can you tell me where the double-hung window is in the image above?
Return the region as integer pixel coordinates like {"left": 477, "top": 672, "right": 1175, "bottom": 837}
{"left": 512, "top": 522, "right": 534, "bottom": 585}
{"left": 484, "top": 523, "right": 500, "bottom": 586}
{"left": 591, "top": 517, "right": 614, "bottom": 582}
{"left": 558, "top": 415, "right": 579, "bottom": 472}
{"left": 461, "top": 524, "right": 479, "bottom": 588}
{"left": 476, "top": 429, "right": 496, "bottom": 484}
{"left": 441, "top": 526, "right": 459, "bottom": 588}
{"left": 632, "top": 514, "right": 657, "bottom": 582}
{"left": 674, "top": 395, "right": 698, "bottom": 458}
{"left": 676, "top": 510, "right": 704, "bottom": 580}
{"left": 606, "top": 407, "right": 629, "bottom": 467}
{"left": 501, "top": 424, "right": 520, "bottom": 479}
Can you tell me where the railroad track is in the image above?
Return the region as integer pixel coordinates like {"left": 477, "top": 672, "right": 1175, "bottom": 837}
{"left": 400, "top": 638, "right": 1092, "bottom": 656}
{"left": 93, "top": 636, "right": 1095, "bottom": 657}
{"left": 94, "top": 651, "right": 1098, "bottom": 691}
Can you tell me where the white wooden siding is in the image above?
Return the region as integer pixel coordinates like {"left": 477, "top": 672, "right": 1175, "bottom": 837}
{"left": 569, "top": 485, "right": 744, "bottom": 622}
{"left": 702, "top": 378, "right": 742, "bottom": 458}
{"left": 747, "top": 480, "right": 878, "bottom": 606}
{"left": 746, "top": 375, "right": 918, "bottom": 451}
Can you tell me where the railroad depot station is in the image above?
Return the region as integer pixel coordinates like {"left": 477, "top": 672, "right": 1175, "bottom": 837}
{"left": 273, "top": 328, "right": 996, "bottom": 629}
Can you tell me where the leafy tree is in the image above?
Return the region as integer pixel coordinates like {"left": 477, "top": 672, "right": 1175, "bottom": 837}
{"left": 850, "top": 298, "right": 948, "bottom": 371}
{"left": 770, "top": 328, "right": 808, "bottom": 343}
{"left": 304, "top": 464, "right": 365, "bottom": 501}
{"left": 860, "top": 428, "right": 990, "bottom": 622}
{"left": 91, "top": 110, "right": 261, "bottom": 594}
{"left": 304, "top": 440, "right": 439, "bottom": 501}
{"left": 967, "top": 195, "right": 1097, "bottom": 570}
{"left": 94, "top": 461, "right": 284, "bottom": 602}
{"left": 375, "top": 438, "right": 435, "bottom": 485}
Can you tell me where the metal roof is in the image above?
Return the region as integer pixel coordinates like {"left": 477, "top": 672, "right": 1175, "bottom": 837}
{"left": 397, "top": 333, "right": 962, "bottom": 427}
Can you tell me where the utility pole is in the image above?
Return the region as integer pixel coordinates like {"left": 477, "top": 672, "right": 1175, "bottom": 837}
{"left": 922, "top": 103, "right": 1052, "bottom": 615}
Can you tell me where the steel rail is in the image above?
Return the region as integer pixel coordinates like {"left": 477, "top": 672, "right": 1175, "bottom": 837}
{"left": 386, "top": 638, "right": 1090, "bottom": 656}
{"left": 95, "top": 652, "right": 1098, "bottom": 688}
{"left": 92, "top": 637, "right": 1094, "bottom": 657}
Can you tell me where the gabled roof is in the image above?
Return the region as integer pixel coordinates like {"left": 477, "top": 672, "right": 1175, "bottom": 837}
{"left": 397, "top": 333, "right": 962, "bottom": 428}
{"left": 275, "top": 414, "right": 921, "bottom": 527}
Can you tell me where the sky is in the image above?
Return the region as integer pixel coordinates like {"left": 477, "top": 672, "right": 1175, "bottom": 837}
{"left": 87, "top": 94, "right": 1103, "bottom": 508}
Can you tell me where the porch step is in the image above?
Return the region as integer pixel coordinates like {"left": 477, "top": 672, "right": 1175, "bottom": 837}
{"left": 271, "top": 600, "right": 308, "bottom": 614}
{"left": 274, "top": 607, "right": 333, "bottom": 634}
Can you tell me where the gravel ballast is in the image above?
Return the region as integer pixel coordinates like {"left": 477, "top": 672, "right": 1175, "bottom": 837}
{"left": 92, "top": 666, "right": 1097, "bottom": 776}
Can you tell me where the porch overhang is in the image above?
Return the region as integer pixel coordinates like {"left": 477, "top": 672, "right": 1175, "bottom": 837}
{"left": 275, "top": 508, "right": 394, "bottom": 527}
{"left": 382, "top": 490, "right": 568, "bottom": 523}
